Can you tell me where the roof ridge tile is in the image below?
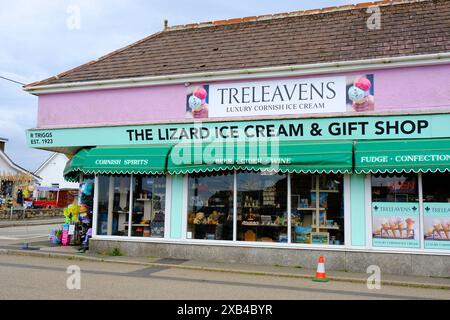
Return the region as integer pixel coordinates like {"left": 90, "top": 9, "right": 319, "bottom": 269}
{"left": 166, "top": 0, "right": 428, "bottom": 31}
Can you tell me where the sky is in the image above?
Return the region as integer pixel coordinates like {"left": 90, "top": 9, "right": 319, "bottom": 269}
{"left": 0, "top": 0, "right": 363, "bottom": 172}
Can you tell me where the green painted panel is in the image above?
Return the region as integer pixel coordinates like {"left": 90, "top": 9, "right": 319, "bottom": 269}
{"left": 350, "top": 174, "right": 366, "bottom": 247}
{"left": 170, "top": 175, "right": 184, "bottom": 239}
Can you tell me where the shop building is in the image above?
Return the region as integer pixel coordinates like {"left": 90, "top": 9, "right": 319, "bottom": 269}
{"left": 25, "top": 0, "right": 450, "bottom": 276}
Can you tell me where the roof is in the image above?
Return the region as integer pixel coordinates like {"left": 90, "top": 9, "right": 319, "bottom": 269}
{"left": 34, "top": 152, "right": 69, "bottom": 175}
{"left": 34, "top": 152, "right": 58, "bottom": 175}
{"left": 0, "top": 150, "right": 41, "bottom": 180}
{"left": 26, "top": 0, "right": 450, "bottom": 88}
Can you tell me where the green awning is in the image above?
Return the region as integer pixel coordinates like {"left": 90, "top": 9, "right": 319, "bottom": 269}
{"left": 167, "top": 140, "right": 353, "bottom": 174}
{"left": 64, "top": 146, "right": 173, "bottom": 182}
{"left": 355, "top": 139, "right": 450, "bottom": 174}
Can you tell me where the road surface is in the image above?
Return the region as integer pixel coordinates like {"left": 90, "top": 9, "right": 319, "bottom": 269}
{"left": 0, "top": 254, "right": 448, "bottom": 300}
{"left": 0, "top": 223, "right": 59, "bottom": 245}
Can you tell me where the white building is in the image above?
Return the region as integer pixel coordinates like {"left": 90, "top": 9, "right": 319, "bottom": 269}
{"left": 34, "top": 153, "right": 79, "bottom": 189}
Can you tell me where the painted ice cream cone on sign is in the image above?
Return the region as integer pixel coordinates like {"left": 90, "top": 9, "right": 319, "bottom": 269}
{"left": 397, "top": 218, "right": 404, "bottom": 238}
{"left": 381, "top": 221, "right": 390, "bottom": 238}
{"left": 389, "top": 220, "right": 399, "bottom": 238}
{"left": 348, "top": 76, "right": 375, "bottom": 112}
{"left": 433, "top": 223, "right": 444, "bottom": 239}
{"left": 443, "top": 223, "right": 450, "bottom": 239}
{"left": 405, "top": 218, "right": 415, "bottom": 239}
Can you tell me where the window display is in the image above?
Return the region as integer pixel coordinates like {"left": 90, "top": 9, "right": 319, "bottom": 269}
{"left": 236, "top": 171, "right": 287, "bottom": 242}
{"left": 96, "top": 175, "right": 130, "bottom": 237}
{"left": 422, "top": 172, "right": 450, "bottom": 250}
{"left": 131, "top": 176, "right": 166, "bottom": 238}
{"left": 291, "top": 174, "right": 344, "bottom": 245}
{"left": 187, "top": 172, "right": 234, "bottom": 240}
{"left": 371, "top": 174, "right": 420, "bottom": 248}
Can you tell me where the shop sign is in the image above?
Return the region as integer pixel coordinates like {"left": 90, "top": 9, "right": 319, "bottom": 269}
{"left": 358, "top": 153, "right": 450, "bottom": 168}
{"left": 185, "top": 75, "right": 375, "bottom": 119}
{"left": 27, "top": 114, "right": 450, "bottom": 149}
{"left": 372, "top": 202, "right": 420, "bottom": 249}
{"left": 423, "top": 203, "right": 450, "bottom": 250}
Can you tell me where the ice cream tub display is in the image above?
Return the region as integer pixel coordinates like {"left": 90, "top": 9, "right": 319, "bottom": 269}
{"left": 372, "top": 202, "right": 420, "bottom": 249}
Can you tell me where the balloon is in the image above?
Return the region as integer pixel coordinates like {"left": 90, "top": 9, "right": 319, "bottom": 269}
{"left": 83, "top": 183, "right": 93, "bottom": 196}
{"left": 354, "top": 77, "right": 372, "bottom": 91}
{"left": 348, "top": 86, "right": 366, "bottom": 104}
{"left": 189, "top": 95, "right": 202, "bottom": 110}
{"left": 193, "top": 87, "right": 207, "bottom": 100}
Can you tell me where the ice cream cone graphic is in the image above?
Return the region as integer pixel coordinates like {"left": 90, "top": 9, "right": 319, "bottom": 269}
{"left": 405, "top": 218, "right": 415, "bottom": 239}
{"left": 397, "top": 223, "right": 404, "bottom": 238}
{"left": 443, "top": 223, "right": 450, "bottom": 240}
{"left": 381, "top": 222, "right": 390, "bottom": 238}
{"left": 390, "top": 221, "right": 399, "bottom": 238}
{"left": 434, "top": 223, "right": 444, "bottom": 239}
{"left": 397, "top": 218, "right": 404, "bottom": 238}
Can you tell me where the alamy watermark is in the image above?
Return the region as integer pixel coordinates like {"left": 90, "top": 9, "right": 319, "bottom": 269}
{"left": 367, "top": 265, "right": 381, "bottom": 290}
{"left": 66, "top": 265, "right": 81, "bottom": 290}
{"left": 367, "top": 6, "right": 382, "bottom": 30}
{"left": 169, "top": 122, "right": 283, "bottom": 173}
{"left": 66, "top": 4, "right": 81, "bottom": 30}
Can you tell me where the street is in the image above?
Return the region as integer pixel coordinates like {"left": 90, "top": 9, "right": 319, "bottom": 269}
{"left": 0, "top": 223, "right": 58, "bottom": 245}
{"left": 0, "top": 254, "right": 449, "bottom": 300}
{"left": 1, "top": 224, "right": 449, "bottom": 300}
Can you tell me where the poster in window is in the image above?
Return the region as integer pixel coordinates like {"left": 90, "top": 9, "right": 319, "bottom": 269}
{"left": 372, "top": 202, "right": 420, "bottom": 248}
{"left": 423, "top": 203, "right": 450, "bottom": 250}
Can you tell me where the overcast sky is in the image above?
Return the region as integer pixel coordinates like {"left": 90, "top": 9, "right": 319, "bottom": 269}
{"left": 0, "top": 0, "right": 363, "bottom": 171}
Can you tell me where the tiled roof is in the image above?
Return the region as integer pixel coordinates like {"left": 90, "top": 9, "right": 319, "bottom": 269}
{"left": 27, "top": 0, "right": 450, "bottom": 87}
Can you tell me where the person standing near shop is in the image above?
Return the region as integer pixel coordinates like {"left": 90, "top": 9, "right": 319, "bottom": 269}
{"left": 16, "top": 188, "right": 23, "bottom": 207}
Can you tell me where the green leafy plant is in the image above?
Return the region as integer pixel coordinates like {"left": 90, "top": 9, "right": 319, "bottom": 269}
{"left": 110, "top": 247, "right": 123, "bottom": 256}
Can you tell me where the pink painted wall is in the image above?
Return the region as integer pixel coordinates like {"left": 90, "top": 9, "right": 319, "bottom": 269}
{"left": 37, "top": 64, "right": 450, "bottom": 128}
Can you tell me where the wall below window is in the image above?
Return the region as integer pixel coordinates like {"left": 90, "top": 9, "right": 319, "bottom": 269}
{"left": 90, "top": 239, "right": 450, "bottom": 277}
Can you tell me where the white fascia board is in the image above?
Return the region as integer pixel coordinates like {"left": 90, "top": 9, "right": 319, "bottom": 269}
{"left": 0, "top": 151, "right": 39, "bottom": 180}
{"left": 34, "top": 152, "right": 57, "bottom": 175}
{"left": 24, "top": 53, "right": 450, "bottom": 95}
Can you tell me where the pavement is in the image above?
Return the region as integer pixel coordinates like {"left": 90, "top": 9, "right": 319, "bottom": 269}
{"left": 0, "top": 254, "right": 449, "bottom": 300}
{"left": 1, "top": 223, "right": 450, "bottom": 293}
{"left": 0, "top": 217, "right": 64, "bottom": 228}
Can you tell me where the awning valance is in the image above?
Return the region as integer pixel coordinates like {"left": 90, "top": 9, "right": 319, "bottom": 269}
{"left": 64, "top": 146, "right": 173, "bottom": 182}
{"left": 167, "top": 140, "right": 353, "bottom": 174}
{"left": 355, "top": 139, "right": 450, "bottom": 174}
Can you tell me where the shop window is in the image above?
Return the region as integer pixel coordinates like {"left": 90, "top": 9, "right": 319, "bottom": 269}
{"left": 187, "top": 171, "right": 234, "bottom": 241}
{"left": 371, "top": 173, "right": 420, "bottom": 248}
{"left": 236, "top": 171, "right": 287, "bottom": 243}
{"left": 96, "top": 175, "right": 130, "bottom": 237}
{"left": 131, "top": 175, "right": 166, "bottom": 238}
{"left": 422, "top": 172, "right": 450, "bottom": 250}
{"left": 291, "top": 174, "right": 344, "bottom": 245}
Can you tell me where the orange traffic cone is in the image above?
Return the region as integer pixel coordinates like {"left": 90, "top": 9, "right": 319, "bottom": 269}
{"left": 313, "top": 256, "right": 329, "bottom": 282}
